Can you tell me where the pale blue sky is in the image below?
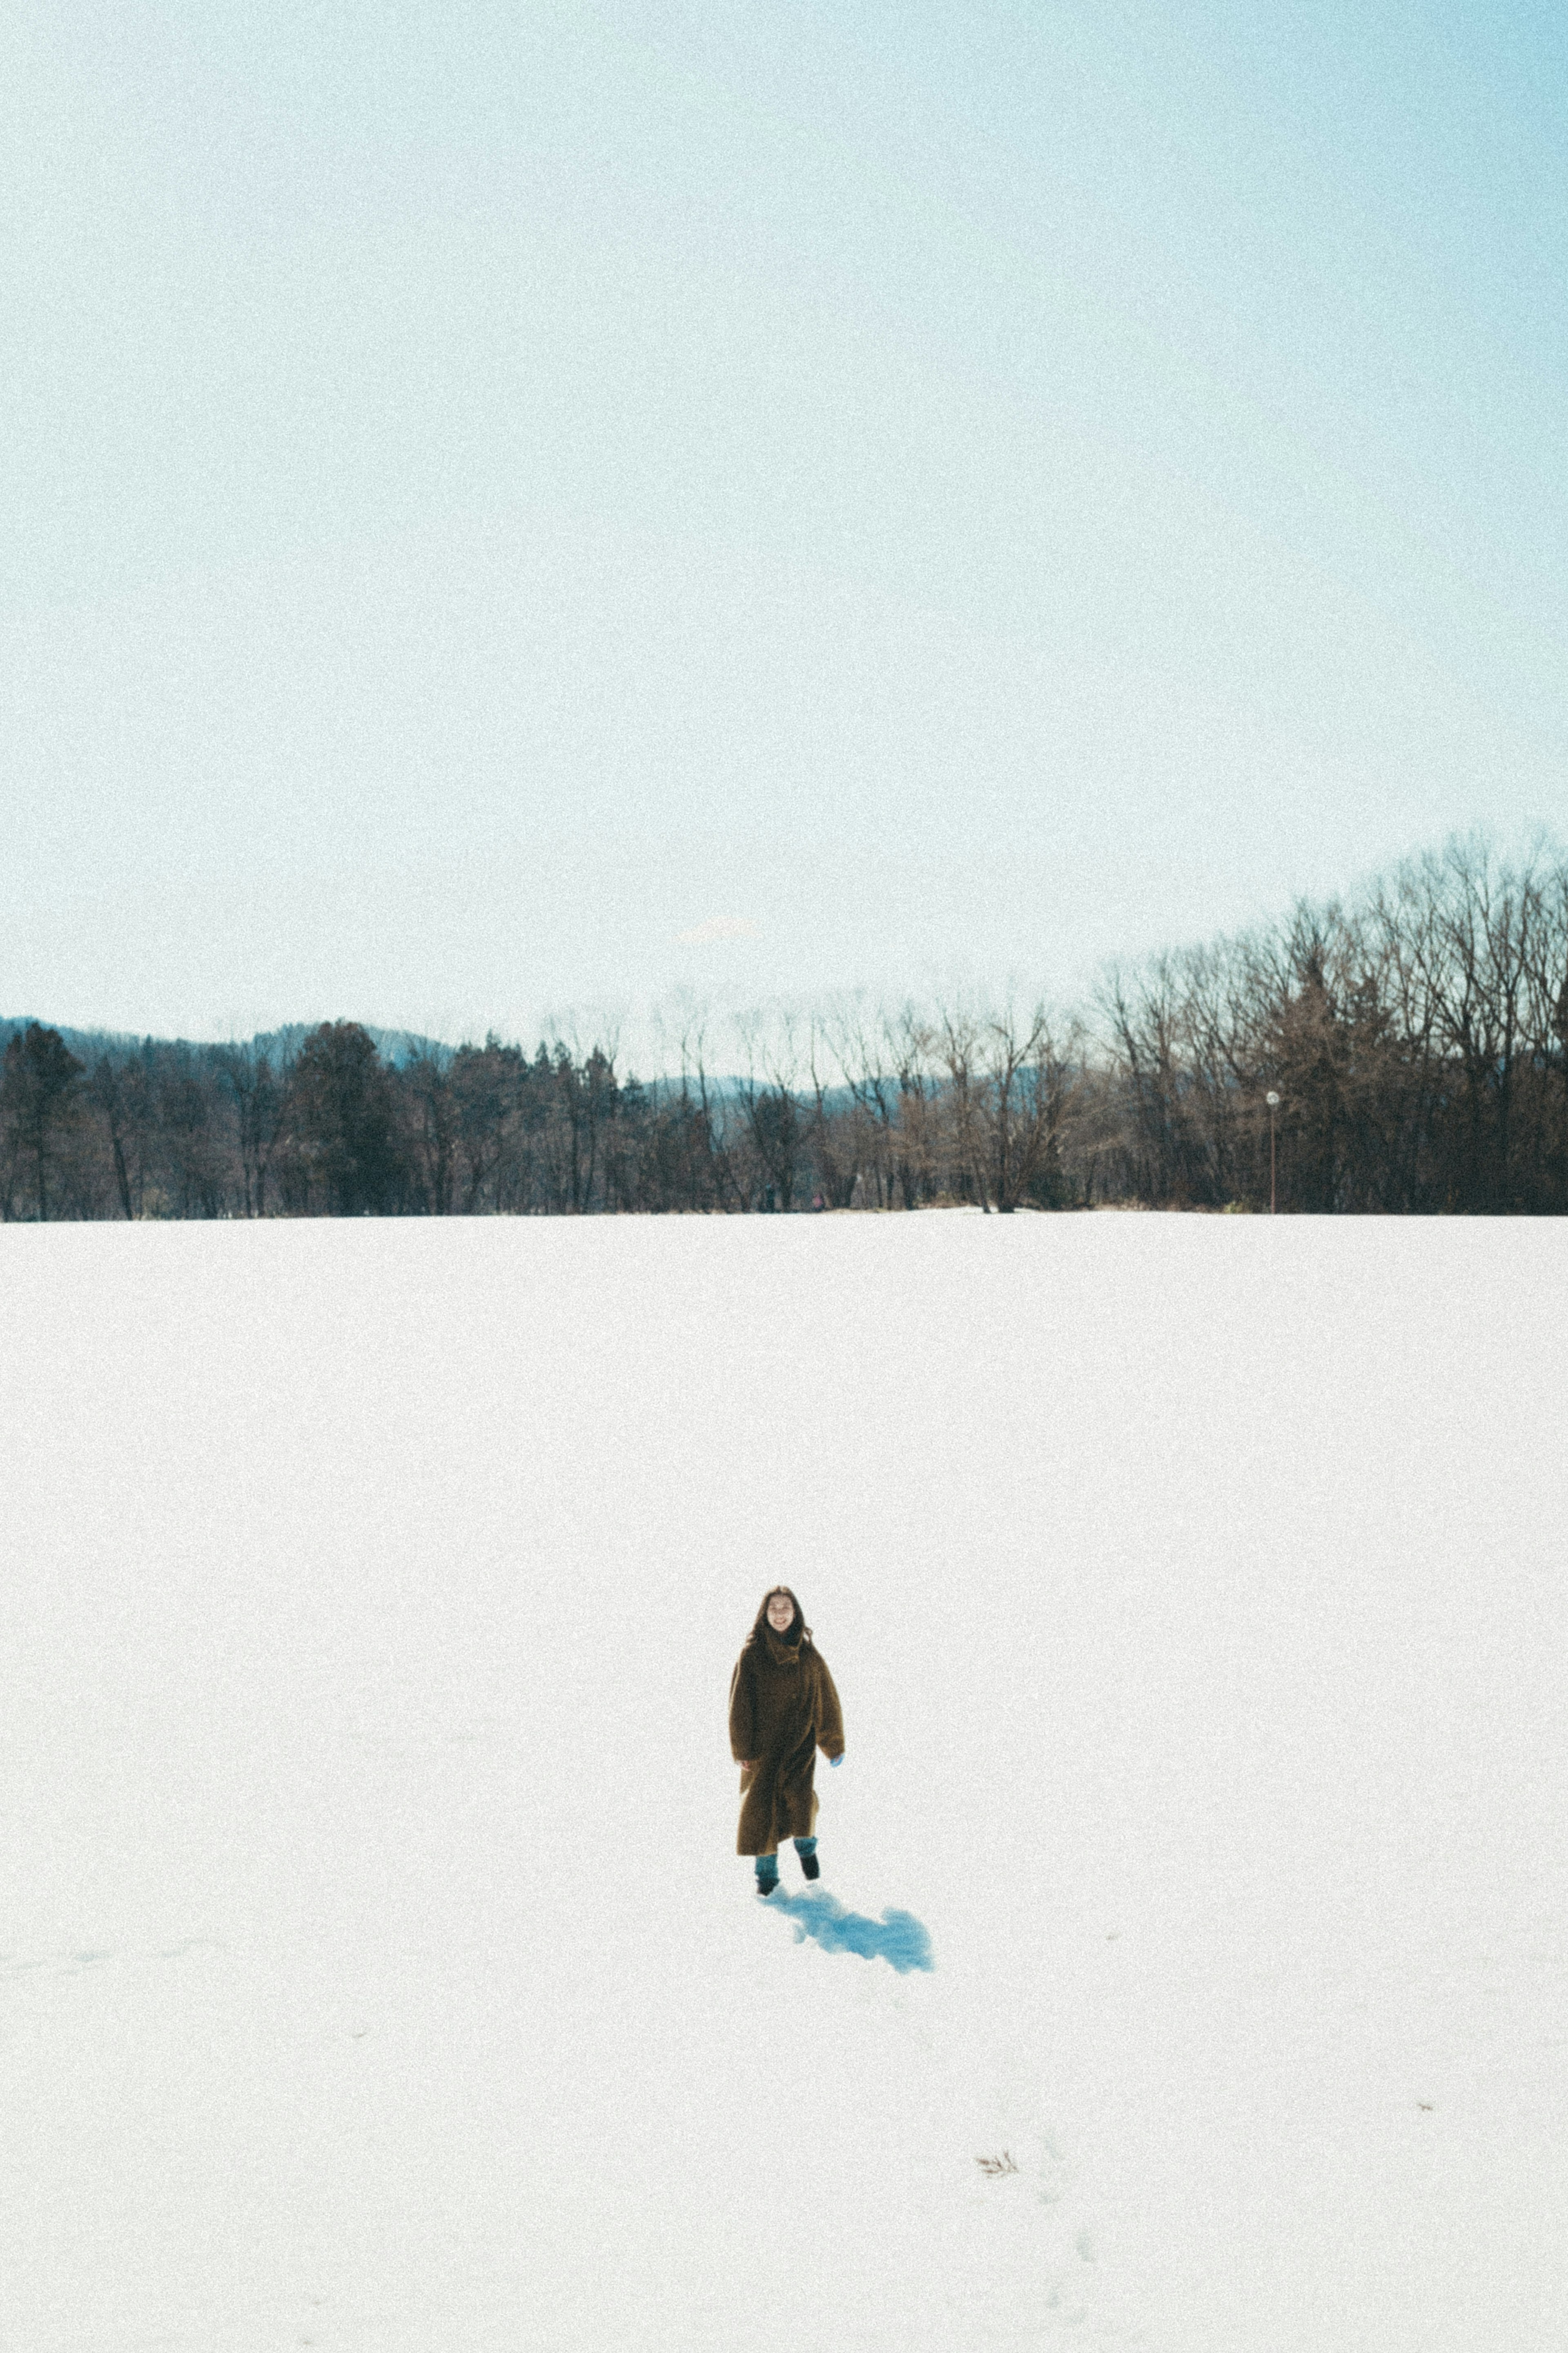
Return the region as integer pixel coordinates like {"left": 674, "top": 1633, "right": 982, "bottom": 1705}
{"left": 4, "top": 1, "right": 1565, "bottom": 1050}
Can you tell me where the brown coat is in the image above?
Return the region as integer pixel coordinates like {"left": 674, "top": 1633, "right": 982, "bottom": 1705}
{"left": 728, "top": 1626, "right": 845, "bottom": 1855}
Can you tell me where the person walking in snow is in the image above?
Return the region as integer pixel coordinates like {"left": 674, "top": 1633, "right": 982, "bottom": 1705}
{"left": 729, "top": 1586, "right": 845, "bottom": 1898}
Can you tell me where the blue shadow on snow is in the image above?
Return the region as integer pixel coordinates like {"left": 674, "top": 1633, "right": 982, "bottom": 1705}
{"left": 768, "top": 1889, "right": 934, "bottom": 1974}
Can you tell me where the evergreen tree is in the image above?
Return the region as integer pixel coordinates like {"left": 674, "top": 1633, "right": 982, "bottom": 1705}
{"left": 0, "top": 1024, "right": 85, "bottom": 1220}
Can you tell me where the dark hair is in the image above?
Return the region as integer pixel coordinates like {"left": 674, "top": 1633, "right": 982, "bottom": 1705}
{"left": 750, "top": 1586, "right": 812, "bottom": 1647}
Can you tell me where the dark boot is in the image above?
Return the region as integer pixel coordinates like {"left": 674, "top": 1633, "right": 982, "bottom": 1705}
{"left": 800, "top": 1850, "right": 820, "bottom": 1880}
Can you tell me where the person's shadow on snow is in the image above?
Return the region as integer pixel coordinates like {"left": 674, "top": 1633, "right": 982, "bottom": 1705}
{"left": 766, "top": 1889, "right": 934, "bottom": 1974}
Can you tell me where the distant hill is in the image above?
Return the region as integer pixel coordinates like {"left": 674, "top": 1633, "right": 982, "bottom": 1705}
{"left": 247, "top": 1024, "right": 450, "bottom": 1070}
{"left": 0, "top": 1017, "right": 769, "bottom": 1094}
{"left": 0, "top": 1017, "right": 145, "bottom": 1064}
{"left": 0, "top": 1017, "right": 450, "bottom": 1069}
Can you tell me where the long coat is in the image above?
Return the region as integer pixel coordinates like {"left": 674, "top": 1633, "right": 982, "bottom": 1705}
{"left": 728, "top": 1628, "right": 845, "bottom": 1855}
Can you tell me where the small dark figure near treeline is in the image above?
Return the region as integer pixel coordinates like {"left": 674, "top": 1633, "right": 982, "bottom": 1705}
{"left": 729, "top": 1587, "right": 845, "bottom": 1900}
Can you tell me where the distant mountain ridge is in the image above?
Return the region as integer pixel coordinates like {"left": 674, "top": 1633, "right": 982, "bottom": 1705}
{"left": 0, "top": 1017, "right": 449, "bottom": 1069}
{"left": 0, "top": 1017, "right": 766, "bottom": 1099}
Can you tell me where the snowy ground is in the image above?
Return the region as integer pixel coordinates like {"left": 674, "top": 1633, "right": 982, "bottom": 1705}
{"left": 2, "top": 1215, "right": 1565, "bottom": 2352}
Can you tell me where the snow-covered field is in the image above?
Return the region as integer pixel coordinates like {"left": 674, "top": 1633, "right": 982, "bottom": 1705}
{"left": 2, "top": 1215, "right": 1565, "bottom": 2352}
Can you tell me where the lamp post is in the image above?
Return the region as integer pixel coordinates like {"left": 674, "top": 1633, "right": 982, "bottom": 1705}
{"left": 1265, "top": 1091, "right": 1280, "bottom": 1214}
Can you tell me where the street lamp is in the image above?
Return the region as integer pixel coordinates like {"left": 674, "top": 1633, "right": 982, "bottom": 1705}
{"left": 1265, "top": 1091, "right": 1280, "bottom": 1214}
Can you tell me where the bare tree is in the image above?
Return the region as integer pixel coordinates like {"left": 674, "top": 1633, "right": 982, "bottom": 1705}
{"left": 976, "top": 999, "right": 1080, "bottom": 1211}
{"left": 88, "top": 1055, "right": 136, "bottom": 1219}
{"left": 404, "top": 1046, "right": 456, "bottom": 1215}
{"left": 213, "top": 1044, "right": 286, "bottom": 1219}
{"left": 736, "top": 1011, "right": 804, "bottom": 1211}
{"left": 933, "top": 1004, "right": 989, "bottom": 1207}
{"left": 804, "top": 1018, "right": 860, "bottom": 1208}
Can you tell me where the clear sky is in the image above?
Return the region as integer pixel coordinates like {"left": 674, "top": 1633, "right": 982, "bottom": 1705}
{"left": 4, "top": 0, "right": 1566, "bottom": 1050}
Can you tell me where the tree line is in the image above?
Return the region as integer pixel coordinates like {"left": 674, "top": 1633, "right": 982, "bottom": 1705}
{"left": 4, "top": 837, "right": 1567, "bottom": 1219}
